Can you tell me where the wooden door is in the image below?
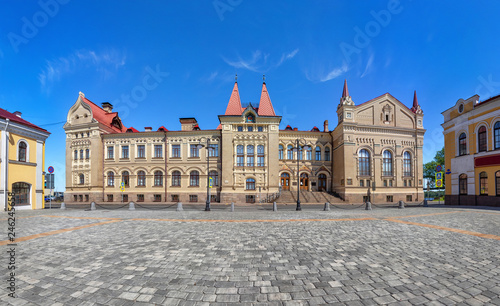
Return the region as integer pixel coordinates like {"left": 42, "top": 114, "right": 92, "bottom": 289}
{"left": 300, "top": 173, "right": 309, "bottom": 191}
{"left": 280, "top": 173, "right": 290, "bottom": 190}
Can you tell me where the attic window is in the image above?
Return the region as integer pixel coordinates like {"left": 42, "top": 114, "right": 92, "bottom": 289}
{"left": 459, "top": 104, "right": 464, "bottom": 113}
{"left": 246, "top": 114, "right": 255, "bottom": 123}
{"left": 75, "top": 115, "right": 79, "bottom": 119}
{"left": 285, "top": 125, "right": 293, "bottom": 131}
{"left": 382, "top": 104, "right": 393, "bottom": 123}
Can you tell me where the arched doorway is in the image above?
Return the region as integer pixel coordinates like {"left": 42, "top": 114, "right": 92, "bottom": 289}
{"left": 12, "top": 182, "right": 30, "bottom": 206}
{"left": 280, "top": 173, "right": 290, "bottom": 190}
{"left": 318, "top": 174, "right": 327, "bottom": 191}
{"left": 300, "top": 173, "right": 309, "bottom": 191}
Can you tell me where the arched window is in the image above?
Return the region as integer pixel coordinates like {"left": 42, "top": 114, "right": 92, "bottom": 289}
{"left": 315, "top": 146, "right": 321, "bottom": 161}
{"left": 480, "top": 172, "right": 488, "bottom": 195}
{"left": 237, "top": 145, "right": 244, "bottom": 166}
{"left": 18, "top": 142, "right": 27, "bottom": 162}
{"left": 496, "top": 171, "right": 500, "bottom": 196}
{"left": 209, "top": 170, "right": 218, "bottom": 186}
{"left": 359, "top": 149, "right": 370, "bottom": 176}
{"left": 382, "top": 150, "right": 393, "bottom": 176}
{"left": 494, "top": 122, "right": 500, "bottom": 150}
{"left": 74, "top": 150, "right": 78, "bottom": 160}
{"left": 80, "top": 149, "right": 84, "bottom": 160}
{"left": 279, "top": 145, "right": 284, "bottom": 160}
{"left": 172, "top": 171, "right": 181, "bottom": 186}
{"left": 107, "top": 172, "right": 114, "bottom": 187}
{"left": 246, "top": 178, "right": 255, "bottom": 190}
{"left": 297, "top": 146, "right": 303, "bottom": 160}
{"left": 403, "top": 152, "right": 412, "bottom": 176}
{"left": 305, "top": 146, "right": 312, "bottom": 160}
{"left": 154, "top": 171, "right": 163, "bottom": 186}
{"left": 247, "top": 145, "right": 254, "bottom": 167}
{"left": 287, "top": 145, "right": 293, "bottom": 160}
{"left": 257, "top": 145, "right": 265, "bottom": 167}
{"left": 122, "top": 171, "right": 130, "bottom": 187}
{"left": 324, "top": 147, "right": 331, "bottom": 161}
{"left": 459, "top": 133, "right": 467, "bottom": 156}
{"left": 459, "top": 173, "right": 467, "bottom": 195}
{"left": 137, "top": 171, "right": 146, "bottom": 186}
{"left": 478, "top": 126, "right": 487, "bottom": 152}
{"left": 85, "top": 149, "right": 90, "bottom": 159}
{"left": 79, "top": 174, "right": 84, "bottom": 185}
{"left": 190, "top": 171, "right": 199, "bottom": 186}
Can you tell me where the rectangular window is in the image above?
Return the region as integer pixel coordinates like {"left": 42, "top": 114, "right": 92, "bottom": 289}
{"left": 257, "top": 145, "right": 265, "bottom": 167}
{"left": 406, "top": 195, "right": 412, "bottom": 202}
{"left": 107, "top": 146, "right": 114, "bottom": 159}
{"left": 237, "top": 126, "right": 243, "bottom": 132}
{"left": 73, "top": 195, "right": 77, "bottom": 202}
{"left": 258, "top": 126, "right": 263, "bottom": 132}
{"left": 246, "top": 195, "right": 255, "bottom": 203}
{"left": 122, "top": 145, "right": 129, "bottom": 159}
{"left": 137, "top": 145, "right": 145, "bottom": 158}
{"left": 210, "top": 194, "right": 218, "bottom": 203}
{"left": 172, "top": 144, "right": 181, "bottom": 158}
{"left": 171, "top": 194, "right": 179, "bottom": 202}
{"left": 190, "top": 144, "right": 199, "bottom": 157}
{"left": 363, "top": 196, "right": 369, "bottom": 203}
{"left": 404, "top": 180, "right": 407, "bottom": 187}
{"left": 154, "top": 194, "right": 161, "bottom": 202}
{"left": 409, "top": 180, "right": 412, "bottom": 187}
{"left": 79, "top": 195, "right": 83, "bottom": 202}
{"left": 386, "top": 195, "right": 393, "bottom": 202}
{"left": 137, "top": 194, "right": 144, "bottom": 202}
{"left": 107, "top": 194, "right": 113, "bottom": 202}
{"left": 209, "top": 144, "right": 219, "bottom": 157}
{"left": 237, "top": 145, "right": 244, "bottom": 167}
{"left": 384, "top": 180, "right": 387, "bottom": 187}
{"left": 248, "top": 126, "right": 253, "bottom": 132}
{"left": 123, "top": 194, "right": 128, "bottom": 202}
{"left": 366, "top": 180, "right": 370, "bottom": 188}
{"left": 389, "top": 180, "right": 393, "bottom": 187}
{"left": 360, "top": 180, "right": 364, "bottom": 187}
{"left": 154, "top": 145, "right": 163, "bottom": 158}
{"left": 85, "top": 195, "right": 89, "bottom": 202}
{"left": 247, "top": 146, "right": 254, "bottom": 167}
{"left": 189, "top": 195, "right": 198, "bottom": 202}
{"left": 347, "top": 179, "right": 352, "bottom": 185}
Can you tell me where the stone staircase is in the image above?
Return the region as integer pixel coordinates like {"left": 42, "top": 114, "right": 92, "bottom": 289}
{"left": 276, "top": 191, "right": 344, "bottom": 204}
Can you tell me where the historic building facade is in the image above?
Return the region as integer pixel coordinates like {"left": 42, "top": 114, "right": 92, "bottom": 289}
{"left": 442, "top": 93, "right": 500, "bottom": 206}
{"left": 64, "top": 80, "right": 425, "bottom": 204}
{"left": 1, "top": 109, "right": 50, "bottom": 210}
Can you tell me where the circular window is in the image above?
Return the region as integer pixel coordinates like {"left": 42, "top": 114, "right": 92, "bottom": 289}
{"left": 458, "top": 104, "right": 464, "bottom": 113}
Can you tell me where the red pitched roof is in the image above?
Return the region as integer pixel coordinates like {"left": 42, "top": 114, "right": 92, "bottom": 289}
{"left": 80, "top": 96, "right": 126, "bottom": 133}
{"left": 224, "top": 82, "right": 243, "bottom": 115}
{"left": 411, "top": 91, "right": 420, "bottom": 113}
{"left": 126, "top": 127, "right": 139, "bottom": 133}
{"left": 258, "top": 82, "right": 276, "bottom": 116}
{"left": 157, "top": 126, "right": 168, "bottom": 131}
{"left": 0, "top": 108, "right": 50, "bottom": 134}
{"left": 216, "top": 124, "right": 222, "bottom": 130}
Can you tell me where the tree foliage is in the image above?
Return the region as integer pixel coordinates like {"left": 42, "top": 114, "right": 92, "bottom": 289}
{"left": 423, "top": 147, "right": 445, "bottom": 188}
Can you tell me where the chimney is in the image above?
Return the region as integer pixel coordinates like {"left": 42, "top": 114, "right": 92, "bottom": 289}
{"left": 324, "top": 120, "right": 329, "bottom": 132}
{"left": 293, "top": 127, "right": 298, "bottom": 131}
{"left": 179, "top": 118, "right": 198, "bottom": 131}
{"left": 13, "top": 111, "right": 22, "bottom": 118}
{"left": 101, "top": 102, "right": 113, "bottom": 113}
{"left": 144, "top": 127, "right": 152, "bottom": 132}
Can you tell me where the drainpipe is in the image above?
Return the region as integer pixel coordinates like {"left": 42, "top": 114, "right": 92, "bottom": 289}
{"left": 164, "top": 131, "right": 167, "bottom": 203}
{"left": 102, "top": 135, "right": 105, "bottom": 203}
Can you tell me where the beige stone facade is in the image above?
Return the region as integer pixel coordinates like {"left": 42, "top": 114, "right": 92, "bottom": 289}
{"left": 64, "top": 81, "right": 425, "bottom": 204}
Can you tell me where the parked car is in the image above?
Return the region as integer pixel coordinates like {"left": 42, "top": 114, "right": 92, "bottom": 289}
{"left": 44, "top": 196, "right": 55, "bottom": 201}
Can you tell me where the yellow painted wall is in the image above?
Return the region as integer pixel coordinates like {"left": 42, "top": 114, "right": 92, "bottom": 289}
{"left": 444, "top": 131, "right": 455, "bottom": 195}
{"left": 475, "top": 166, "right": 500, "bottom": 196}
{"left": 7, "top": 133, "right": 40, "bottom": 209}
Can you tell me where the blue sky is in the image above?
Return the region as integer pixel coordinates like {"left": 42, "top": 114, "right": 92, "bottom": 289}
{"left": 2, "top": 1, "right": 500, "bottom": 192}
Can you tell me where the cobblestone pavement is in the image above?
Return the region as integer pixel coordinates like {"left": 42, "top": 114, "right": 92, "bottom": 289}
{"left": 1, "top": 204, "right": 500, "bottom": 305}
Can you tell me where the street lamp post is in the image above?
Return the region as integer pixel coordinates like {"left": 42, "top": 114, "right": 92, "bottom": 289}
{"left": 292, "top": 139, "right": 310, "bottom": 211}
{"left": 197, "top": 139, "right": 212, "bottom": 211}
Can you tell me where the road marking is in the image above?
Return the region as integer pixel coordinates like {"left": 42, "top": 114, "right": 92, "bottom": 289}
{"left": 385, "top": 218, "right": 500, "bottom": 241}
{"left": 389, "top": 211, "right": 463, "bottom": 219}
{"left": 0, "top": 219, "right": 122, "bottom": 246}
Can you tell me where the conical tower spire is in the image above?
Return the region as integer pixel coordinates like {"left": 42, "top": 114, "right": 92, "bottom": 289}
{"left": 339, "top": 79, "right": 354, "bottom": 107}
{"left": 411, "top": 90, "right": 423, "bottom": 114}
{"left": 258, "top": 81, "right": 276, "bottom": 116}
{"left": 342, "top": 79, "right": 349, "bottom": 98}
{"left": 224, "top": 81, "right": 243, "bottom": 115}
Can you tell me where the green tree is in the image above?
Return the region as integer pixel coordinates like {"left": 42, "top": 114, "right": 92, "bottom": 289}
{"left": 423, "top": 147, "right": 445, "bottom": 188}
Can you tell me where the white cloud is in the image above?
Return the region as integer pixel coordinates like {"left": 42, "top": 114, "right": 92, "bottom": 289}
{"left": 39, "top": 49, "right": 126, "bottom": 93}
{"left": 222, "top": 48, "right": 299, "bottom": 73}
{"left": 360, "top": 53, "right": 374, "bottom": 78}
{"left": 222, "top": 50, "right": 263, "bottom": 72}
{"left": 276, "top": 49, "right": 299, "bottom": 67}
{"left": 319, "top": 63, "right": 349, "bottom": 82}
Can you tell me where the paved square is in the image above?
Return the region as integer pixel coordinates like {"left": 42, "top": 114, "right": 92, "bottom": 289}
{"left": 1, "top": 204, "right": 500, "bottom": 305}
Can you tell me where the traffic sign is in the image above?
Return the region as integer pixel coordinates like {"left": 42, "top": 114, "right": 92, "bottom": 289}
{"left": 436, "top": 179, "right": 443, "bottom": 188}
{"left": 209, "top": 177, "right": 213, "bottom": 188}
{"left": 46, "top": 173, "right": 55, "bottom": 189}
{"left": 445, "top": 169, "right": 451, "bottom": 175}
{"left": 121, "top": 181, "right": 125, "bottom": 187}
{"left": 436, "top": 165, "right": 442, "bottom": 172}
{"left": 120, "top": 186, "right": 125, "bottom": 192}
{"left": 48, "top": 166, "right": 54, "bottom": 173}
{"left": 435, "top": 172, "right": 443, "bottom": 180}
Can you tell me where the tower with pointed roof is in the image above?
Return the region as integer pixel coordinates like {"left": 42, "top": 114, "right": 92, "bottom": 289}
{"left": 336, "top": 79, "right": 355, "bottom": 124}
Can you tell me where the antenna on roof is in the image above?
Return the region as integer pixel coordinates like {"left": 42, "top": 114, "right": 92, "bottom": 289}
{"left": 235, "top": 74, "right": 238, "bottom": 82}
{"left": 263, "top": 74, "right": 266, "bottom": 83}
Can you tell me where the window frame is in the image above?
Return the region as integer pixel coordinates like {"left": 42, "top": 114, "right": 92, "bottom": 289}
{"left": 154, "top": 144, "right": 163, "bottom": 158}
{"left": 154, "top": 171, "right": 163, "bottom": 186}
{"left": 315, "top": 146, "right": 321, "bottom": 161}
{"left": 279, "top": 145, "right": 284, "bottom": 160}
{"left": 459, "top": 173, "right": 467, "bottom": 195}
{"left": 18, "top": 141, "right": 27, "bottom": 162}
{"left": 478, "top": 126, "right": 487, "bottom": 152}
{"left": 209, "top": 170, "right": 219, "bottom": 186}
{"left": 190, "top": 171, "right": 199, "bottom": 186}
{"left": 122, "top": 145, "right": 129, "bottom": 159}
{"left": 172, "top": 170, "right": 181, "bottom": 186}
{"left": 257, "top": 145, "right": 265, "bottom": 167}
{"left": 494, "top": 121, "right": 500, "bottom": 150}
{"left": 324, "top": 147, "right": 331, "bottom": 161}
{"left": 122, "top": 171, "right": 130, "bottom": 187}
{"left": 382, "top": 150, "right": 393, "bottom": 176}
{"left": 172, "top": 144, "right": 181, "bottom": 158}
{"left": 358, "top": 149, "right": 371, "bottom": 176}
{"left": 190, "top": 144, "right": 199, "bottom": 158}
{"left": 459, "top": 133, "right": 467, "bottom": 156}
{"left": 247, "top": 145, "right": 254, "bottom": 167}
{"left": 403, "top": 152, "right": 412, "bottom": 177}
{"left": 107, "top": 171, "right": 114, "bottom": 187}
{"left": 107, "top": 146, "right": 114, "bottom": 159}
{"left": 236, "top": 145, "right": 244, "bottom": 167}
{"left": 246, "top": 178, "right": 256, "bottom": 190}
{"left": 137, "top": 170, "right": 146, "bottom": 186}
{"left": 479, "top": 172, "right": 488, "bottom": 195}
{"left": 137, "top": 145, "right": 145, "bottom": 158}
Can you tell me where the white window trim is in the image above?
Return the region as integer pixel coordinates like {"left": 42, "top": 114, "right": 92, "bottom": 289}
{"left": 16, "top": 139, "right": 29, "bottom": 162}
